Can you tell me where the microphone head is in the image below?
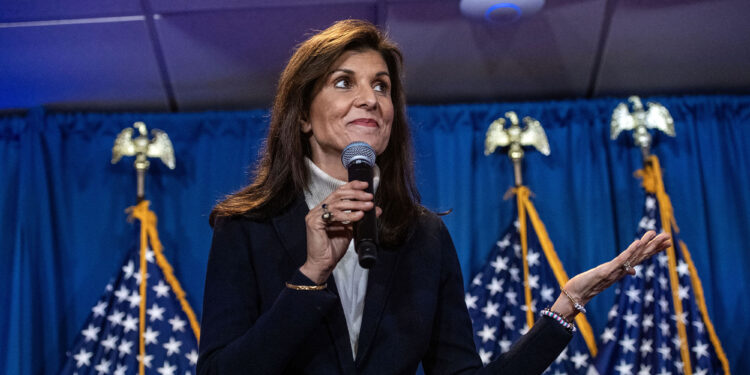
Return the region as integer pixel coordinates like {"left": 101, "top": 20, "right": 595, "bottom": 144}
{"left": 341, "top": 142, "right": 376, "bottom": 168}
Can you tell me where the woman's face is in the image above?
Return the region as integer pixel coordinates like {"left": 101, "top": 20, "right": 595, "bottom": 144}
{"left": 303, "top": 49, "right": 394, "bottom": 170}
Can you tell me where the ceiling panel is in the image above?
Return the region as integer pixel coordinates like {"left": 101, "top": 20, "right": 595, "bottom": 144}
{"left": 0, "top": 0, "right": 142, "bottom": 23}
{"left": 386, "top": 0, "right": 607, "bottom": 104}
{"left": 0, "top": 20, "right": 169, "bottom": 111}
{"left": 156, "top": 4, "right": 376, "bottom": 110}
{"left": 595, "top": 0, "right": 750, "bottom": 96}
{"left": 150, "top": 0, "right": 375, "bottom": 14}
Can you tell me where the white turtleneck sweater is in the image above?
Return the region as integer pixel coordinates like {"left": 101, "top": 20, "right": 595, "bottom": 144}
{"left": 302, "top": 157, "right": 380, "bottom": 359}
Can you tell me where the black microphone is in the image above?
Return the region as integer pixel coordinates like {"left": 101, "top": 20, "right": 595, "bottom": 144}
{"left": 341, "top": 142, "right": 378, "bottom": 269}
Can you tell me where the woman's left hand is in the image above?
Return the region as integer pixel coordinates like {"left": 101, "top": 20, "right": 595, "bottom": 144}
{"left": 550, "top": 230, "right": 672, "bottom": 321}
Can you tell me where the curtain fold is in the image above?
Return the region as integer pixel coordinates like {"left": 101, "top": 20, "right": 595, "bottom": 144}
{"left": 1, "top": 95, "right": 748, "bottom": 374}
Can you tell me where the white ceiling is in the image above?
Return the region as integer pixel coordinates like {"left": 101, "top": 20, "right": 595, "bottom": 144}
{"left": 1, "top": 0, "right": 749, "bottom": 112}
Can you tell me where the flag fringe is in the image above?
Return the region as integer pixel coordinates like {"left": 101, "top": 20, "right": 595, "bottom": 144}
{"left": 512, "top": 186, "right": 599, "bottom": 356}
{"left": 127, "top": 200, "right": 202, "bottom": 375}
{"left": 679, "top": 240, "right": 731, "bottom": 374}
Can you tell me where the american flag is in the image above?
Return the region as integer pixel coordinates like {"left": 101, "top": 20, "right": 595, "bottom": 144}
{"left": 465, "top": 189, "right": 598, "bottom": 374}
{"left": 593, "top": 192, "right": 730, "bottom": 375}
{"left": 60, "top": 205, "right": 199, "bottom": 375}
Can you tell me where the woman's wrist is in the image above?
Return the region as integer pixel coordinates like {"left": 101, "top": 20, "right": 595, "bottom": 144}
{"left": 550, "top": 293, "right": 579, "bottom": 322}
{"left": 299, "top": 261, "right": 332, "bottom": 285}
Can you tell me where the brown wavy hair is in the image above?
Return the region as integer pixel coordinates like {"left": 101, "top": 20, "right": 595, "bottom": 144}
{"left": 210, "top": 19, "right": 423, "bottom": 246}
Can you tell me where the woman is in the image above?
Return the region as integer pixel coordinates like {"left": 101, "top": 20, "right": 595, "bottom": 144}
{"left": 198, "top": 20, "right": 671, "bottom": 374}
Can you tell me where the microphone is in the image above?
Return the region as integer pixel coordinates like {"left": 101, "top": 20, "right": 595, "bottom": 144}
{"left": 341, "top": 142, "right": 378, "bottom": 269}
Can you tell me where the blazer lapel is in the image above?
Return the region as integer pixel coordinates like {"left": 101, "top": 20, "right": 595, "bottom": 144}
{"left": 271, "top": 197, "right": 356, "bottom": 373}
{"left": 355, "top": 244, "right": 401, "bottom": 368}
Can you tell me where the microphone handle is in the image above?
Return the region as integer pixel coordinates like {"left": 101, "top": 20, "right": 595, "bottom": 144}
{"left": 348, "top": 162, "right": 378, "bottom": 268}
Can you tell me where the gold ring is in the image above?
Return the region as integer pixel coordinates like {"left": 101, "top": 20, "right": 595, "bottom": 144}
{"left": 321, "top": 203, "right": 333, "bottom": 224}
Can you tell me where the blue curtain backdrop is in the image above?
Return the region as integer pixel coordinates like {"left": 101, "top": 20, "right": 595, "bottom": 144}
{"left": 1, "top": 95, "right": 748, "bottom": 374}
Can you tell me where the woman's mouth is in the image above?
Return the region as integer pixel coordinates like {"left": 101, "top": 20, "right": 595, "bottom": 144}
{"left": 349, "top": 118, "right": 379, "bottom": 127}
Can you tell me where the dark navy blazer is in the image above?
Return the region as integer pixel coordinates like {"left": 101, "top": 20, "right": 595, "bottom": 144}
{"left": 197, "top": 198, "right": 572, "bottom": 374}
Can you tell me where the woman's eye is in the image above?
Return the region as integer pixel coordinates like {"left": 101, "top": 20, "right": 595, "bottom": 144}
{"left": 334, "top": 78, "right": 349, "bottom": 89}
{"left": 374, "top": 81, "right": 389, "bottom": 93}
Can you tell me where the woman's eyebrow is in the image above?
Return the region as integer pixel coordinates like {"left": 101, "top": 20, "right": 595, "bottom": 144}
{"left": 330, "top": 69, "right": 390, "bottom": 77}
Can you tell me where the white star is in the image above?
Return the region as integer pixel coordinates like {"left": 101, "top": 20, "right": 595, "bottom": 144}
{"left": 101, "top": 334, "right": 117, "bottom": 352}
{"left": 134, "top": 270, "right": 150, "bottom": 285}
{"left": 478, "top": 348, "right": 493, "bottom": 365}
{"left": 113, "top": 363, "right": 127, "bottom": 375}
{"left": 481, "top": 301, "right": 500, "bottom": 319}
{"left": 540, "top": 285, "right": 555, "bottom": 302}
{"left": 519, "top": 299, "right": 537, "bottom": 313}
{"left": 118, "top": 339, "right": 133, "bottom": 357}
{"left": 645, "top": 196, "right": 656, "bottom": 210}
{"left": 554, "top": 347, "right": 568, "bottom": 363}
{"left": 107, "top": 310, "right": 124, "bottom": 327}
{"left": 675, "top": 360, "right": 684, "bottom": 373}
{"left": 476, "top": 324, "right": 497, "bottom": 343}
{"left": 147, "top": 303, "right": 165, "bottom": 322}
{"left": 623, "top": 310, "right": 639, "bottom": 328}
{"left": 127, "top": 290, "right": 141, "bottom": 309}
{"left": 501, "top": 311, "right": 516, "bottom": 329}
{"left": 169, "top": 316, "right": 187, "bottom": 332}
{"left": 642, "top": 314, "right": 654, "bottom": 331}
{"left": 608, "top": 305, "right": 619, "bottom": 320}
{"left": 92, "top": 301, "right": 107, "bottom": 317}
{"left": 640, "top": 338, "right": 653, "bottom": 356}
{"left": 153, "top": 280, "right": 171, "bottom": 298}
{"left": 614, "top": 359, "right": 633, "bottom": 375}
{"left": 513, "top": 220, "right": 520, "bottom": 229}
{"left": 509, "top": 267, "right": 520, "bottom": 282}
{"left": 519, "top": 323, "right": 530, "bottom": 335}
{"left": 657, "top": 253, "right": 668, "bottom": 267}
{"left": 137, "top": 353, "right": 154, "bottom": 368}
{"left": 672, "top": 335, "right": 682, "bottom": 349}
{"left": 81, "top": 324, "right": 100, "bottom": 342}
{"left": 637, "top": 364, "right": 652, "bottom": 375}
{"left": 526, "top": 251, "right": 540, "bottom": 267}
{"left": 658, "top": 296, "right": 669, "bottom": 312}
{"left": 672, "top": 311, "right": 688, "bottom": 325}
{"left": 499, "top": 337, "right": 512, "bottom": 353}
{"left": 570, "top": 351, "right": 589, "bottom": 369}
{"left": 144, "top": 326, "right": 160, "bottom": 345}
{"left": 644, "top": 289, "right": 654, "bottom": 307}
{"left": 490, "top": 256, "right": 509, "bottom": 273}
{"left": 498, "top": 236, "right": 511, "bottom": 248}
{"left": 658, "top": 276, "right": 669, "bottom": 290}
{"left": 658, "top": 319, "right": 670, "bottom": 336}
{"left": 73, "top": 348, "right": 93, "bottom": 367}
{"left": 624, "top": 286, "right": 642, "bottom": 303}
{"left": 122, "top": 314, "right": 138, "bottom": 333}
{"left": 526, "top": 275, "right": 539, "bottom": 289}
{"left": 114, "top": 286, "right": 130, "bottom": 302}
{"left": 693, "top": 367, "right": 708, "bottom": 375}
{"left": 185, "top": 350, "right": 199, "bottom": 366}
{"left": 692, "top": 341, "right": 709, "bottom": 359}
{"left": 472, "top": 273, "right": 483, "bottom": 286}
{"left": 485, "top": 277, "right": 504, "bottom": 296}
{"left": 639, "top": 217, "right": 656, "bottom": 230}
{"left": 512, "top": 243, "right": 521, "bottom": 258}
{"left": 601, "top": 327, "right": 616, "bottom": 344}
{"left": 504, "top": 290, "right": 518, "bottom": 305}
{"left": 157, "top": 362, "right": 176, "bottom": 375}
{"left": 678, "top": 285, "right": 690, "bottom": 300}
{"left": 645, "top": 264, "right": 656, "bottom": 280}
{"left": 465, "top": 293, "right": 478, "bottom": 310}
{"left": 122, "top": 260, "right": 134, "bottom": 279}
{"left": 656, "top": 368, "right": 671, "bottom": 375}
{"left": 657, "top": 344, "right": 671, "bottom": 360}
{"left": 676, "top": 260, "right": 689, "bottom": 277}
{"left": 145, "top": 248, "right": 155, "bottom": 263}
{"left": 619, "top": 335, "right": 636, "bottom": 353}
{"left": 693, "top": 319, "right": 705, "bottom": 334}
{"left": 94, "top": 358, "right": 110, "bottom": 375}
{"left": 163, "top": 336, "right": 183, "bottom": 356}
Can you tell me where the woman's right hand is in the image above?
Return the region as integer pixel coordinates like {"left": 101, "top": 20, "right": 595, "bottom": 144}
{"left": 300, "top": 180, "right": 380, "bottom": 284}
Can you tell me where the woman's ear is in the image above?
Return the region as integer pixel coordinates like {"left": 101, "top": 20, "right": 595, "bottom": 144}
{"left": 301, "top": 120, "right": 312, "bottom": 133}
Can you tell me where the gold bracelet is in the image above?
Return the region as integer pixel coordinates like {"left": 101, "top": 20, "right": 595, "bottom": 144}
{"left": 560, "top": 287, "right": 587, "bottom": 314}
{"left": 285, "top": 282, "right": 327, "bottom": 291}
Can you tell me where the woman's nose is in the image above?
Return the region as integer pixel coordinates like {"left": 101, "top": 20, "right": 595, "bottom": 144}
{"left": 354, "top": 86, "right": 377, "bottom": 109}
